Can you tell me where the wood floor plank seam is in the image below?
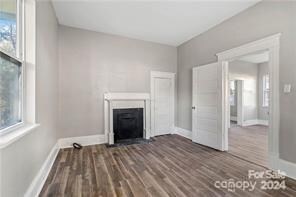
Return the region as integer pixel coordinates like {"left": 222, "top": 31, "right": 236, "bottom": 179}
{"left": 40, "top": 135, "right": 296, "bottom": 197}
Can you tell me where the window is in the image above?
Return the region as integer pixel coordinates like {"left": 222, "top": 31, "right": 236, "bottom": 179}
{"left": 0, "top": 52, "right": 22, "bottom": 130}
{"left": 0, "top": 0, "right": 23, "bottom": 132}
{"left": 262, "top": 74, "right": 269, "bottom": 107}
{"left": 229, "top": 80, "right": 236, "bottom": 106}
{"left": 0, "top": 0, "right": 19, "bottom": 56}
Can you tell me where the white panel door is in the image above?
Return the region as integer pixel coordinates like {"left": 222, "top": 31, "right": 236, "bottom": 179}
{"left": 151, "top": 72, "right": 175, "bottom": 137}
{"left": 192, "top": 63, "right": 221, "bottom": 150}
{"left": 154, "top": 78, "right": 172, "bottom": 135}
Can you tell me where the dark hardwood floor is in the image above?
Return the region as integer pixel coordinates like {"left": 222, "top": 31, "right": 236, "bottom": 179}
{"left": 40, "top": 135, "right": 296, "bottom": 197}
{"left": 229, "top": 125, "right": 268, "bottom": 167}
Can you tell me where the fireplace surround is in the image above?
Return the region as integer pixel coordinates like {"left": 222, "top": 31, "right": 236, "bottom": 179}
{"left": 104, "top": 93, "right": 150, "bottom": 145}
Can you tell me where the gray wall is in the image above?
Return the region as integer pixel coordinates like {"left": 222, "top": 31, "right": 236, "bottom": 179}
{"left": 229, "top": 60, "right": 258, "bottom": 121}
{"left": 258, "top": 62, "right": 269, "bottom": 120}
{"left": 0, "top": 2, "right": 59, "bottom": 196}
{"left": 58, "top": 26, "right": 177, "bottom": 138}
{"left": 177, "top": 1, "right": 296, "bottom": 163}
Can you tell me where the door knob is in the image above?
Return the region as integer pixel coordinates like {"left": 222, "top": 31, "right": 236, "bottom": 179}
{"left": 192, "top": 106, "right": 196, "bottom": 110}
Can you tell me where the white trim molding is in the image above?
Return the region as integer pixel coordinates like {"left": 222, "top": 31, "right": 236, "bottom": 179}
{"left": 242, "top": 119, "right": 259, "bottom": 127}
{"left": 0, "top": 123, "right": 40, "bottom": 149}
{"left": 174, "top": 127, "right": 192, "bottom": 140}
{"left": 25, "top": 134, "right": 108, "bottom": 196}
{"left": 104, "top": 92, "right": 150, "bottom": 101}
{"left": 58, "top": 134, "right": 107, "bottom": 149}
{"left": 257, "top": 119, "right": 269, "bottom": 126}
{"left": 270, "top": 154, "right": 296, "bottom": 180}
{"left": 24, "top": 143, "right": 59, "bottom": 197}
{"left": 216, "top": 33, "right": 281, "bottom": 170}
{"left": 278, "top": 158, "right": 296, "bottom": 180}
{"left": 216, "top": 33, "right": 281, "bottom": 60}
{"left": 242, "top": 119, "right": 269, "bottom": 127}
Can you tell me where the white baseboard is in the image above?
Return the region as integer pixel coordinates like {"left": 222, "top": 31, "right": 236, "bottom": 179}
{"left": 278, "top": 158, "right": 296, "bottom": 180}
{"left": 174, "top": 127, "right": 192, "bottom": 140}
{"left": 242, "top": 119, "right": 268, "bottom": 126}
{"left": 269, "top": 154, "right": 296, "bottom": 180}
{"left": 257, "top": 119, "right": 268, "bottom": 126}
{"left": 58, "top": 134, "right": 107, "bottom": 149}
{"left": 25, "top": 134, "right": 107, "bottom": 197}
{"left": 242, "top": 119, "right": 259, "bottom": 126}
{"left": 24, "top": 143, "right": 59, "bottom": 197}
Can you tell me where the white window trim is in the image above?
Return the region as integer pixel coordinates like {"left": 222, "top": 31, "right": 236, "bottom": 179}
{"left": 0, "top": 0, "right": 37, "bottom": 149}
{"left": 0, "top": 123, "right": 40, "bottom": 148}
{"left": 0, "top": 122, "right": 24, "bottom": 136}
{"left": 0, "top": 0, "right": 24, "bottom": 133}
{"left": 229, "top": 80, "right": 236, "bottom": 106}
{"left": 262, "top": 74, "right": 269, "bottom": 107}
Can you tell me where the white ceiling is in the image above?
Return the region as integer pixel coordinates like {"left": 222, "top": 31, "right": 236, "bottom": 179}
{"left": 239, "top": 51, "right": 269, "bottom": 64}
{"left": 52, "top": 0, "right": 260, "bottom": 46}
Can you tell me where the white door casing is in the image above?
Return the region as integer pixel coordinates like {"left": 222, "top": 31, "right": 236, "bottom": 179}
{"left": 151, "top": 71, "right": 175, "bottom": 137}
{"left": 217, "top": 33, "right": 281, "bottom": 169}
{"left": 237, "top": 80, "right": 244, "bottom": 126}
{"left": 192, "top": 63, "right": 222, "bottom": 150}
{"left": 228, "top": 80, "right": 243, "bottom": 127}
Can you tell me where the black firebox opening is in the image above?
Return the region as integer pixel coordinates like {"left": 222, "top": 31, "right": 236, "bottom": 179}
{"left": 113, "top": 108, "right": 144, "bottom": 143}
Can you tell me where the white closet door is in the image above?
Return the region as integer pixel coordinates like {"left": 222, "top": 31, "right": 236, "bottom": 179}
{"left": 154, "top": 78, "right": 171, "bottom": 135}
{"left": 151, "top": 72, "right": 175, "bottom": 137}
{"left": 192, "top": 63, "right": 221, "bottom": 150}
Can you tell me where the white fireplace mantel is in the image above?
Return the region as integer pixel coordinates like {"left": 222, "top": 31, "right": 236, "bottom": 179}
{"left": 104, "top": 93, "right": 150, "bottom": 101}
{"left": 104, "top": 93, "right": 151, "bottom": 145}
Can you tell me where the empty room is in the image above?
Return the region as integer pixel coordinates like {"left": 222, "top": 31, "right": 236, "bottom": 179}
{"left": 0, "top": 0, "right": 296, "bottom": 196}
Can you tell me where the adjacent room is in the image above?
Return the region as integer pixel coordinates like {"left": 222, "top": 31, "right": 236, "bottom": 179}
{"left": 228, "top": 51, "right": 270, "bottom": 167}
{"left": 1, "top": 1, "right": 296, "bottom": 197}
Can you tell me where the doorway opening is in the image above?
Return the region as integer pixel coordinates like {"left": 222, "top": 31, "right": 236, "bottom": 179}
{"left": 228, "top": 51, "right": 269, "bottom": 167}
{"left": 217, "top": 34, "right": 281, "bottom": 170}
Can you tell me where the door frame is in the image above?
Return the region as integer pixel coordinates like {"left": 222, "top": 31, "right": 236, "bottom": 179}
{"left": 236, "top": 80, "right": 244, "bottom": 126}
{"left": 216, "top": 33, "right": 281, "bottom": 169}
{"left": 150, "top": 71, "right": 175, "bottom": 137}
{"left": 228, "top": 80, "right": 243, "bottom": 128}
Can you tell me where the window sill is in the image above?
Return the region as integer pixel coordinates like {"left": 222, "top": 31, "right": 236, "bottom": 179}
{"left": 0, "top": 123, "right": 40, "bottom": 149}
